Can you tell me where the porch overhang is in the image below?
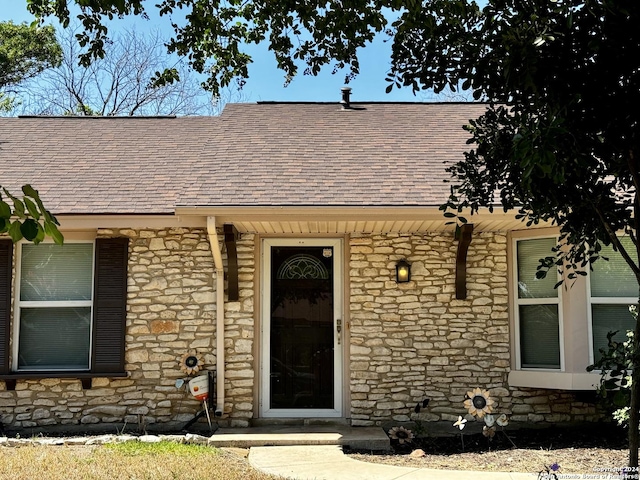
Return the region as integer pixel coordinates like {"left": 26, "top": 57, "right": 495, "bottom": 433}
{"left": 174, "top": 206, "right": 547, "bottom": 234}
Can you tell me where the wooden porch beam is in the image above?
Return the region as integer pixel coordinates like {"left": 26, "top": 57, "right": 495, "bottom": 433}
{"left": 223, "top": 224, "right": 240, "bottom": 301}
{"left": 455, "top": 224, "right": 474, "bottom": 300}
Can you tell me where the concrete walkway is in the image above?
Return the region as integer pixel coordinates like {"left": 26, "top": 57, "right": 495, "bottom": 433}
{"left": 209, "top": 425, "right": 389, "bottom": 451}
{"left": 249, "top": 445, "right": 537, "bottom": 480}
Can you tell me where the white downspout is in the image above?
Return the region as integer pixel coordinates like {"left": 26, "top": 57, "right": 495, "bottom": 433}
{"left": 207, "top": 216, "right": 225, "bottom": 417}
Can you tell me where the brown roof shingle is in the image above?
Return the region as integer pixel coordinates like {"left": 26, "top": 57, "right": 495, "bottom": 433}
{"left": 0, "top": 116, "right": 215, "bottom": 214}
{"left": 0, "top": 102, "right": 488, "bottom": 214}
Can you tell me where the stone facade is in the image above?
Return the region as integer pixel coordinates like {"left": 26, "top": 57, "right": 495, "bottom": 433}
{"left": 0, "top": 228, "right": 256, "bottom": 431}
{"left": 348, "top": 232, "right": 598, "bottom": 426}
{"left": 0, "top": 229, "right": 598, "bottom": 432}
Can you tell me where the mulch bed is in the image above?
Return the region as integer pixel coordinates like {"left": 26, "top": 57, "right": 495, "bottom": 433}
{"left": 403, "top": 423, "right": 628, "bottom": 455}
{"left": 346, "top": 423, "right": 631, "bottom": 475}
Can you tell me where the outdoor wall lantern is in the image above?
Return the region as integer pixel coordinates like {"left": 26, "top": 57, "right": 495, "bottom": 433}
{"left": 396, "top": 260, "right": 411, "bottom": 283}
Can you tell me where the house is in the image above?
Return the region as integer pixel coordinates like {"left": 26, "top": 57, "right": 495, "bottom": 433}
{"left": 0, "top": 95, "right": 634, "bottom": 431}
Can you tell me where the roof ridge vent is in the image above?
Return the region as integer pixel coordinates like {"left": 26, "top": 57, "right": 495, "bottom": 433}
{"left": 340, "top": 87, "right": 352, "bottom": 109}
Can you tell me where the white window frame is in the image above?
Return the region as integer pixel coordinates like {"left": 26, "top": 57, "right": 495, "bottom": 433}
{"left": 12, "top": 237, "right": 96, "bottom": 372}
{"left": 586, "top": 239, "right": 637, "bottom": 365}
{"left": 512, "top": 235, "right": 565, "bottom": 371}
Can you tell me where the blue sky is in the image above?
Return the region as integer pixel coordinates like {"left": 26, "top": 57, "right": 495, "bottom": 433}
{"left": 1, "top": 1, "right": 435, "bottom": 103}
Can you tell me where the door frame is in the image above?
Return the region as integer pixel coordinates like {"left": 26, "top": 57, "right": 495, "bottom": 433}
{"left": 259, "top": 237, "right": 344, "bottom": 418}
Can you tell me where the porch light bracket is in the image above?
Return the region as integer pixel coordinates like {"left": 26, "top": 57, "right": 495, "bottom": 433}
{"left": 223, "top": 224, "right": 240, "bottom": 301}
{"left": 455, "top": 224, "right": 474, "bottom": 300}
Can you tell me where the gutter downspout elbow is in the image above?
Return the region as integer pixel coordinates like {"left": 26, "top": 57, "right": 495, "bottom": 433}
{"left": 207, "top": 216, "right": 225, "bottom": 417}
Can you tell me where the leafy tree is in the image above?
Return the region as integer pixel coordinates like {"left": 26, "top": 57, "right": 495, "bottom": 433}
{"left": 0, "top": 185, "right": 63, "bottom": 245}
{"left": 25, "top": 0, "right": 388, "bottom": 94}
{"left": 430, "top": 1, "right": 640, "bottom": 467}
{"left": 27, "top": 0, "right": 640, "bottom": 466}
{"left": 15, "top": 26, "right": 223, "bottom": 116}
{"left": 0, "top": 21, "right": 62, "bottom": 111}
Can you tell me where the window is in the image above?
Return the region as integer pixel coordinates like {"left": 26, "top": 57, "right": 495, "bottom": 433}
{"left": 0, "top": 237, "right": 128, "bottom": 378}
{"left": 514, "top": 237, "right": 562, "bottom": 369}
{"left": 589, "top": 237, "right": 637, "bottom": 363}
{"left": 16, "top": 243, "right": 94, "bottom": 370}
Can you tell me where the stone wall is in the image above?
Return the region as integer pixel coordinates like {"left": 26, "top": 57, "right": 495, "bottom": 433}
{"left": 0, "top": 228, "right": 257, "bottom": 431}
{"left": 1, "top": 228, "right": 599, "bottom": 432}
{"left": 222, "top": 233, "right": 256, "bottom": 427}
{"left": 348, "top": 232, "right": 598, "bottom": 426}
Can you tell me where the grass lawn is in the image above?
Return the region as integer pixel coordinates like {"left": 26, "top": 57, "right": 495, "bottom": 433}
{"left": 0, "top": 441, "right": 284, "bottom": 480}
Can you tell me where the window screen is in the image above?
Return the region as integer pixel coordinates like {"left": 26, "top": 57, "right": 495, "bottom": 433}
{"left": 516, "top": 237, "right": 561, "bottom": 369}
{"left": 17, "top": 243, "right": 94, "bottom": 370}
{"left": 590, "top": 237, "right": 637, "bottom": 363}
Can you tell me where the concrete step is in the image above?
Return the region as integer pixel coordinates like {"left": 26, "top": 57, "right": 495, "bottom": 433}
{"left": 208, "top": 425, "right": 390, "bottom": 451}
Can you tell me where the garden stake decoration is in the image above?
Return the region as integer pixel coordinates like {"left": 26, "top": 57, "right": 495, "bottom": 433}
{"left": 495, "top": 413, "right": 516, "bottom": 447}
{"left": 388, "top": 426, "right": 415, "bottom": 446}
{"left": 411, "top": 397, "right": 431, "bottom": 437}
{"left": 179, "top": 352, "right": 204, "bottom": 375}
{"left": 482, "top": 414, "right": 496, "bottom": 441}
{"left": 414, "top": 398, "right": 430, "bottom": 413}
{"left": 464, "top": 387, "right": 494, "bottom": 418}
{"left": 453, "top": 415, "right": 467, "bottom": 451}
{"left": 455, "top": 387, "right": 514, "bottom": 450}
{"left": 385, "top": 397, "right": 429, "bottom": 451}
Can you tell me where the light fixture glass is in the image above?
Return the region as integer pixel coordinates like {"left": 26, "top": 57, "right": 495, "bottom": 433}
{"left": 396, "top": 260, "right": 411, "bottom": 283}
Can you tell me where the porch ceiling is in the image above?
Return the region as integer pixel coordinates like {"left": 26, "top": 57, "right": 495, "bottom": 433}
{"left": 229, "top": 218, "right": 518, "bottom": 234}
{"left": 175, "top": 206, "right": 547, "bottom": 234}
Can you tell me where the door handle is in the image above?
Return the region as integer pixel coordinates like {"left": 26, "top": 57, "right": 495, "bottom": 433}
{"left": 336, "top": 319, "right": 342, "bottom": 345}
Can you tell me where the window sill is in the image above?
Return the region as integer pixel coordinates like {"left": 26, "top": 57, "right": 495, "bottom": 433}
{"left": 0, "top": 372, "right": 128, "bottom": 390}
{"left": 508, "top": 370, "right": 601, "bottom": 390}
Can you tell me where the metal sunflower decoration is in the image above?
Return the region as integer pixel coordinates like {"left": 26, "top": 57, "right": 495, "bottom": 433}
{"left": 387, "top": 426, "right": 415, "bottom": 445}
{"left": 179, "top": 352, "right": 204, "bottom": 375}
{"left": 463, "top": 387, "right": 495, "bottom": 418}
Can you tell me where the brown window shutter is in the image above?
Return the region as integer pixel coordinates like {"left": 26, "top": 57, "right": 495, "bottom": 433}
{"left": 92, "top": 237, "right": 128, "bottom": 374}
{"left": 0, "top": 240, "right": 12, "bottom": 375}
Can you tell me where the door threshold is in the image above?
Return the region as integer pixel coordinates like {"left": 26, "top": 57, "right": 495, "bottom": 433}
{"left": 251, "top": 417, "right": 350, "bottom": 427}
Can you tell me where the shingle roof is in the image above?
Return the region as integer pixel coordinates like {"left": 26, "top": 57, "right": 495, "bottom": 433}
{"left": 182, "top": 102, "right": 487, "bottom": 208}
{"left": 0, "top": 102, "right": 488, "bottom": 214}
{"left": 0, "top": 116, "right": 215, "bottom": 214}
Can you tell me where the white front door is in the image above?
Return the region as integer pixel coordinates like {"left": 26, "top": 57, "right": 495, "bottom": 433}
{"left": 260, "top": 238, "right": 343, "bottom": 417}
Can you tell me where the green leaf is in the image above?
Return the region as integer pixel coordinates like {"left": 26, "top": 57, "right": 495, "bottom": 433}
{"left": 0, "top": 201, "right": 10, "bottom": 219}
{"left": 23, "top": 197, "right": 41, "bottom": 220}
{"left": 44, "top": 221, "right": 64, "bottom": 245}
{"left": 20, "top": 218, "right": 39, "bottom": 241}
{"left": 604, "top": 379, "right": 619, "bottom": 390}
{"left": 34, "top": 223, "right": 45, "bottom": 244}
{"left": 613, "top": 391, "right": 629, "bottom": 408}
{"left": 12, "top": 197, "right": 26, "bottom": 218}
{"left": 7, "top": 221, "right": 23, "bottom": 243}
{"left": 22, "top": 184, "right": 38, "bottom": 198}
